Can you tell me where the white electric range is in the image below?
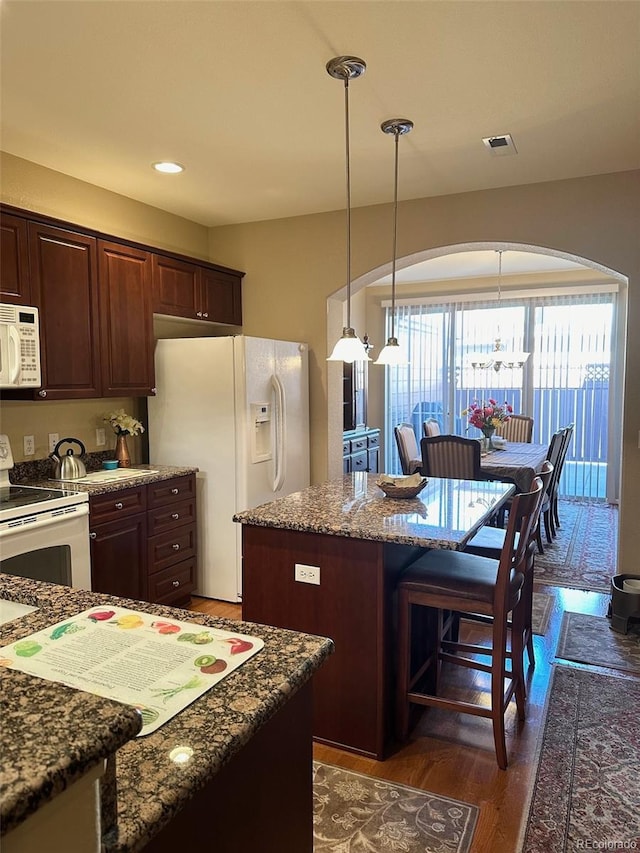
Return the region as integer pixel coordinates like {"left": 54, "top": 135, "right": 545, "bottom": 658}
{"left": 0, "top": 434, "right": 91, "bottom": 589}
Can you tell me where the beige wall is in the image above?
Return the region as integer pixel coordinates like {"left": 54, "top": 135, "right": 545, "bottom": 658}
{"left": 1, "top": 154, "right": 638, "bottom": 574}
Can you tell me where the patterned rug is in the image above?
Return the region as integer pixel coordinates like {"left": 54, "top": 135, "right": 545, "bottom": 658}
{"left": 533, "top": 500, "right": 618, "bottom": 592}
{"left": 313, "top": 762, "right": 478, "bottom": 852}
{"left": 519, "top": 666, "right": 640, "bottom": 852}
{"left": 556, "top": 611, "right": 640, "bottom": 674}
{"left": 531, "top": 592, "right": 552, "bottom": 635}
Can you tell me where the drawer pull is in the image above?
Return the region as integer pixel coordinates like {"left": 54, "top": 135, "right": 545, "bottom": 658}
{"left": 89, "top": 532, "right": 96, "bottom": 539}
{"left": 172, "top": 580, "right": 180, "bottom": 588}
{"left": 171, "top": 512, "right": 179, "bottom": 520}
{"left": 115, "top": 502, "right": 123, "bottom": 510}
{"left": 172, "top": 543, "right": 180, "bottom": 550}
{"left": 171, "top": 488, "right": 179, "bottom": 495}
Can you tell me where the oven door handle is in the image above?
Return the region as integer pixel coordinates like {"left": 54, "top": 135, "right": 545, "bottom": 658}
{"left": 0, "top": 504, "right": 89, "bottom": 537}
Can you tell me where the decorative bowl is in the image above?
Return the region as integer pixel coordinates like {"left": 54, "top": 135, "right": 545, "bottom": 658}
{"left": 102, "top": 459, "right": 119, "bottom": 470}
{"left": 376, "top": 475, "right": 428, "bottom": 499}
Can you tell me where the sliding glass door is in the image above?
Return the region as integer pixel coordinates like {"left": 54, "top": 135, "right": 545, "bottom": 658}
{"left": 384, "top": 289, "right": 617, "bottom": 501}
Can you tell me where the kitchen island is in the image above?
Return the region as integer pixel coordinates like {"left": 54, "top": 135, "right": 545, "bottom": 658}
{"left": 234, "top": 472, "right": 515, "bottom": 760}
{"left": 0, "top": 575, "right": 333, "bottom": 852}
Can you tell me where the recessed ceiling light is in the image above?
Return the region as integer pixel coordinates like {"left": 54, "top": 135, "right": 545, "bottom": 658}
{"left": 152, "top": 161, "right": 185, "bottom": 174}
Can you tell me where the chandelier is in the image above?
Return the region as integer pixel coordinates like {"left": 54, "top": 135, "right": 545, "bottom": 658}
{"left": 468, "top": 250, "right": 530, "bottom": 372}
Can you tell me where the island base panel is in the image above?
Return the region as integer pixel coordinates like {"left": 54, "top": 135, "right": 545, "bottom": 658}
{"left": 143, "top": 681, "right": 313, "bottom": 853}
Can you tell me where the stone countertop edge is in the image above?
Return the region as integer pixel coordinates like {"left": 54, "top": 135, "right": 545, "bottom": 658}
{"left": 0, "top": 669, "right": 142, "bottom": 836}
{"left": 0, "top": 576, "right": 334, "bottom": 853}
{"left": 16, "top": 464, "right": 199, "bottom": 495}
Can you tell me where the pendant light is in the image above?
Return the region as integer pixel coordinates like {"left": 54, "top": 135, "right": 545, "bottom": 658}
{"left": 375, "top": 118, "right": 413, "bottom": 366}
{"left": 468, "top": 250, "right": 530, "bottom": 371}
{"left": 326, "top": 56, "right": 371, "bottom": 363}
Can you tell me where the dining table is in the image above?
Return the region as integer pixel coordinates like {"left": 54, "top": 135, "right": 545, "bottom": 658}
{"left": 480, "top": 441, "right": 549, "bottom": 492}
{"left": 234, "top": 472, "right": 515, "bottom": 759}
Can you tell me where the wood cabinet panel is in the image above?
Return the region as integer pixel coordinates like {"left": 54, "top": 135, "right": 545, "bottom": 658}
{"left": 1, "top": 213, "right": 30, "bottom": 304}
{"left": 199, "top": 268, "right": 242, "bottom": 325}
{"left": 147, "top": 557, "right": 196, "bottom": 607}
{"left": 98, "top": 241, "right": 155, "bottom": 396}
{"left": 90, "top": 512, "right": 147, "bottom": 601}
{"left": 152, "top": 254, "right": 200, "bottom": 320}
{"left": 147, "top": 497, "right": 196, "bottom": 536}
{"left": 27, "top": 222, "right": 101, "bottom": 399}
{"left": 147, "top": 474, "right": 195, "bottom": 508}
{"left": 148, "top": 523, "right": 197, "bottom": 574}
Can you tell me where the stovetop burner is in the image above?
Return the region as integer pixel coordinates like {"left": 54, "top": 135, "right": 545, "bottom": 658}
{"left": 0, "top": 485, "right": 72, "bottom": 512}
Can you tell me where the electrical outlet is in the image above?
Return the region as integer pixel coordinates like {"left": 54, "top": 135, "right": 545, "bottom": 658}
{"left": 294, "top": 563, "right": 320, "bottom": 585}
{"left": 23, "top": 435, "right": 35, "bottom": 456}
{"left": 48, "top": 433, "right": 59, "bottom": 453}
{"left": 96, "top": 428, "right": 106, "bottom": 446}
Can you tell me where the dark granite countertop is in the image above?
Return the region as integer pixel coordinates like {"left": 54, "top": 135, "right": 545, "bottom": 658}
{"left": 0, "top": 576, "right": 333, "bottom": 851}
{"left": 233, "top": 472, "right": 515, "bottom": 550}
{"left": 15, "top": 464, "right": 198, "bottom": 496}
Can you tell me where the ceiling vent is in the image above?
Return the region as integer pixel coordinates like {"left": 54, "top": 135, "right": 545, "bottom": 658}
{"left": 482, "top": 133, "right": 518, "bottom": 156}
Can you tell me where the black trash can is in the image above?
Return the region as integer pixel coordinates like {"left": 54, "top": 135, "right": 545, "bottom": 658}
{"left": 610, "top": 574, "right": 640, "bottom": 634}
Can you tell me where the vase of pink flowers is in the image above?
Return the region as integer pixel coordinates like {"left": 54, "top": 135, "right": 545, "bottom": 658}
{"left": 462, "top": 399, "right": 512, "bottom": 451}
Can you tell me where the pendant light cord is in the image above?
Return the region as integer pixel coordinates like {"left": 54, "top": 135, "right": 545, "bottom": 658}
{"left": 344, "top": 77, "right": 352, "bottom": 331}
{"left": 390, "top": 128, "right": 400, "bottom": 340}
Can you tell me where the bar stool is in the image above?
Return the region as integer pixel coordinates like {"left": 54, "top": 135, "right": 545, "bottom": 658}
{"left": 395, "top": 478, "right": 544, "bottom": 769}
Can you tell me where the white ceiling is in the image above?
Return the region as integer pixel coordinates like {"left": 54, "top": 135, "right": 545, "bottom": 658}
{"left": 2, "top": 0, "right": 639, "bottom": 234}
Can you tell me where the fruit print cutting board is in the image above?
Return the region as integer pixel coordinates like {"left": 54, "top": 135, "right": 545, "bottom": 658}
{"left": 0, "top": 606, "right": 263, "bottom": 735}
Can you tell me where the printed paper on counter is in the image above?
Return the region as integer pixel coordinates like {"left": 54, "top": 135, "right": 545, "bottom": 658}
{"left": 0, "top": 606, "right": 263, "bottom": 735}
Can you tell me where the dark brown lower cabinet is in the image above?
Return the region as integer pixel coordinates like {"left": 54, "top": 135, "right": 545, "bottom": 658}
{"left": 89, "top": 475, "right": 197, "bottom": 606}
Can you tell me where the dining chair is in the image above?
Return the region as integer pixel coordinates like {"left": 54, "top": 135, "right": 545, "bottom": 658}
{"left": 496, "top": 414, "right": 534, "bottom": 443}
{"left": 463, "top": 460, "right": 554, "bottom": 668}
{"left": 420, "top": 435, "right": 483, "bottom": 480}
{"left": 395, "top": 477, "right": 544, "bottom": 769}
{"left": 552, "top": 422, "right": 574, "bottom": 532}
{"left": 422, "top": 418, "right": 441, "bottom": 438}
{"left": 540, "top": 428, "right": 566, "bottom": 543}
{"left": 394, "top": 424, "right": 423, "bottom": 475}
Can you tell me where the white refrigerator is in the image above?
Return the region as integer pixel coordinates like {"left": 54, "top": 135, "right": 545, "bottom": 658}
{"left": 148, "top": 336, "right": 310, "bottom": 602}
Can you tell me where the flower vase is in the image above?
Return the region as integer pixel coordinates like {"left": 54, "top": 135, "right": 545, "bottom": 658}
{"left": 481, "top": 427, "right": 496, "bottom": 452}
{"left": 115, "top": 434, "right": 131, "bottom": 468}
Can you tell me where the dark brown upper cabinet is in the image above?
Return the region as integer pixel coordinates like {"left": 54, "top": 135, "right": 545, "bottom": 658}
{"left": 98, "top": 241, "right": 155, "bottom": 396}
{"left": 28, "top": 222, "right": 102, "bottom": 399}
{"left": 153, "top": 253, "right": 242, "bottom": 326}
{"left": 1, "top": 213, "right": 31, "bottom": 305}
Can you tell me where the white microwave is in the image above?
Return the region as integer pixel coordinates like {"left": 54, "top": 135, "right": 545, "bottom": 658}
{"left": 0, "top": 303, "right": 42, "bottom": 389}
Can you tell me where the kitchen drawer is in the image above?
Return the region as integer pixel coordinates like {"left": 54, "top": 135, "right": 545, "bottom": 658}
{"left": 367, "top": 432, "right": 380, "bottom": 449}
{"left": 350, "top": 437, "right": 367, "bottom": 454}
{"left": 351, "top": 450, "right": 368, "bottom": 471}
{"left": 342, "top": 441, "right": 351, "bottom": 457}
{"left": 148, "top": 523, "right": 197, "bottom": 573}
{"left": 147, "top": 497, "right": 196, "bottom": 536}
{"left": 147, "top": 474, "right": 196, "bottom": 508}
{"left": 147, "top": 557, "right": 196, "bottom": 606}
{"left": 89, "top": 486, "right": 147, "bottom": 523}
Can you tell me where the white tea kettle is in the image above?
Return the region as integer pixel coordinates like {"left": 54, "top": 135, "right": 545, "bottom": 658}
{"left": 49, "top": 437, "right": 87, "bottom": 480}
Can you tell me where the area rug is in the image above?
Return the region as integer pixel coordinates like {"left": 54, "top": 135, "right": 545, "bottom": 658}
{"left": 519, "top": 666, "right": 640, "bottom": 852}
{"left": 556, "top": 611, "right": 640, "bottom": 674}
{"left": 533, "top": 500, "right": 618, "bottom": 592}
{"left": 313, "top": 762, "right": 478, "bottom": 853}
{"left": 531, "top": 592, "right": 553, "bottom": 636}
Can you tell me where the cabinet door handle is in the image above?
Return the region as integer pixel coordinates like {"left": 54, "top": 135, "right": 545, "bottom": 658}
{"left": 196, "top": 311, "right": 203, "bottom": 318}
{"left": 114, "top": 501, "right": 124, "bottom": 510}
{"left": 171, "top": 488, "right": 179, "bottom": 495}
{"left": 151, "top": 387, "right": 157, "bottom": 395}
{"left": 89, "top": 532, "right": 96, "bottom": 539}
{"left": 202, "top": 312, "right": 208, "bottom": 318}
{"left": 171, "top": 512, "right": 179, "bottom": 520}
{"left": 38, "top": 390, "right": 47, "bottom": 398}
{"left": 172, "top": 543, "right": 180, "bottom": 550}
{"left": 172, "top": 580, "right": 180, "bottom": 588}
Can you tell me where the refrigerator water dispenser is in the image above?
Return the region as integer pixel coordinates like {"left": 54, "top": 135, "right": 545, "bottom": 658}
{"left": 250, "top": 402, "right": 272, "bottom": 463}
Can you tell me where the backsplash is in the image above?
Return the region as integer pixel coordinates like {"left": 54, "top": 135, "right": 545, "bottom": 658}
{"left": 11, "top": 451, "right": 114, "bottom": 484}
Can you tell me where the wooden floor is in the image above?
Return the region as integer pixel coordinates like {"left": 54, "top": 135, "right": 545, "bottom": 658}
{"left": 189, "top": 582, "right": 610, "bottom": 852}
